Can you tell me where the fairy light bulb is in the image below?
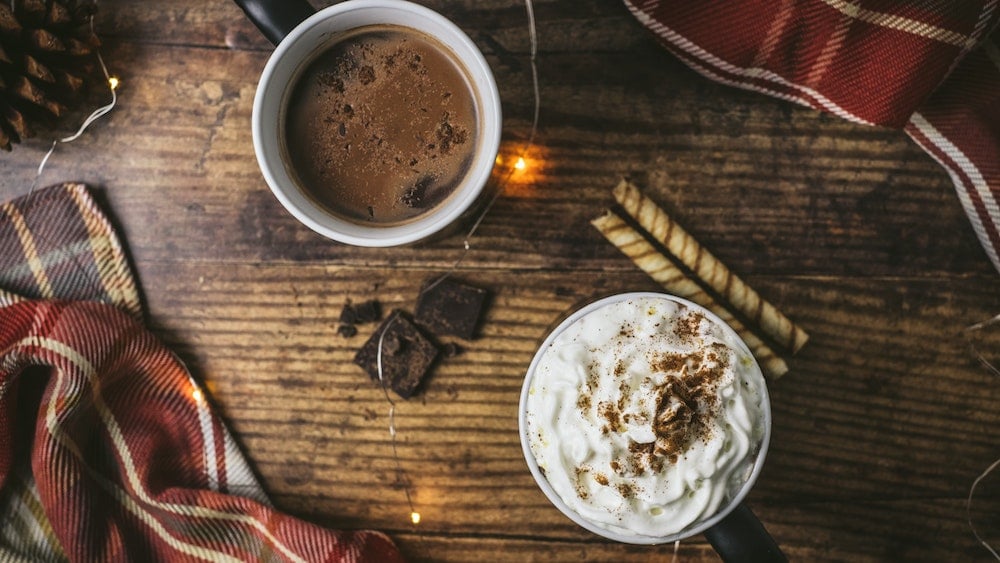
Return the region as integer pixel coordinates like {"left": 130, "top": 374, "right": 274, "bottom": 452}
{"left": 514, "top": 157, "right": 527, "bottom": 171}
{"left": 410, "top": 511, "right": 421, "bottom": 525}
{"left": 108, "top": 76, "right": 120, "bottom": 91}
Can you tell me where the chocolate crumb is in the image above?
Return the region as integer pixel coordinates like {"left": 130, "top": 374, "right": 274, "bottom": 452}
{"left": 339, "top": 299, "right": 382, "bottom": 338}
{"left": 358, "top": 65, "right": 375, "bottom": 85}
{"left": 338, "top": 299, "right": 383, "bottom": 338}
{"left": 339, "top": 302, "right": 358, "bottom": 326}
{"left": 402, "top": 176, "right": 432, "bottom": 208}
{"left": 353, "top": 300, "right": 381, "bottom": 323}
{"left": 317, "top": 71, "right": 344, "bottom": 93}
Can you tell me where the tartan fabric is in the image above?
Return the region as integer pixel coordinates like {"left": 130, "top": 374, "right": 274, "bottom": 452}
{"left": 625, "top": 0, "right": 1000, "bottom": 272}
{"left": 0, "top": 183, "right": 141, "bottom": 317}
{"left": 0, "top": 184, "right": 403, "bottom": 562}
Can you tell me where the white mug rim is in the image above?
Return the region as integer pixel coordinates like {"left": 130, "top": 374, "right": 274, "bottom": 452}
{"left": 251, "top": 0, "right": 502, "bottom": 247}
{"left": 518, "top": 291, "right": 773, "bottom": 544}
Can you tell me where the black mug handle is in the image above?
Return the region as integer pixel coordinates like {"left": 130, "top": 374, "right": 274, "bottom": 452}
{"left": 233, "top": 0, "right": 316, "bottom": 46}
{"left": 703, "top": 503, "right": 787, "bottom": 563}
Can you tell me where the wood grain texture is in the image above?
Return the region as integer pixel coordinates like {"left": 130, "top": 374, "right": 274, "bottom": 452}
{"left": 1, "top": 0, "right": 998, "bottom": 561}
{"left": 138, "top": 261, "right": 1000, "bottom": 561}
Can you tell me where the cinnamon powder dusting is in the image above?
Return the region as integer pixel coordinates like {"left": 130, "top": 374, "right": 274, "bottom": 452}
{"left": 571, "top": 310, "right": 732, "bottom": 498}
{"left": 674, "top": 311, "right": 704, "bottom": 343}
{"left": 622, "top": 312, "right": 730, "bottom": 474}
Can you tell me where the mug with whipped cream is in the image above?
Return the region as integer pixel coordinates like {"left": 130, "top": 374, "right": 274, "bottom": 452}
{"left": 519, "top": 292, "right": 785, "bottom": 561}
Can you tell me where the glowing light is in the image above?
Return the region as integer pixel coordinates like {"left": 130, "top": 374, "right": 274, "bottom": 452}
{"left": 108, "top": 76, "right": 120, "bottom": 91}
{"left": 191, "top": 388, "right": 204, "bottom": 403}
{"left": 410, "top": 512, "right": 421, "bottom": 525}
{"left": 514, "top": 157, "right": 527, "bottom": 170}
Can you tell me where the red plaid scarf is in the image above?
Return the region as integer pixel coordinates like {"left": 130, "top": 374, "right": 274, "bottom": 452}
{"left": 626, "top": 0, "right": 1000, "bottom": 272}
{"left": 0, "top": 184, "right": 402, "bottom": 562}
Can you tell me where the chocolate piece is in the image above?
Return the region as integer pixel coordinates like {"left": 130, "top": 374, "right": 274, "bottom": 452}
{"left": 338, "top": 299, "right": 382, "bottom": 337}
{"left": 415, "top": 277, "right": 488, "bottom": 339}
{"left": 353, "top": 299, "right": 381, "bottom": 323}
{"left": 339, "top": 302, "right": 358, "bottom": 325}
{"left": 354, "top": 310, "right": 439, "bottom": 399}
{"left": 402, "top": 175, "right": 435, "bottom": 208}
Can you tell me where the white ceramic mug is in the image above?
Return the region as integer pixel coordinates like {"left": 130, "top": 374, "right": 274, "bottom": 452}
{"left": 236, "top": 0, "right": 502, "bottom": 247}
{"left": 519, "top": 292, "right": 786, "bottom": 561}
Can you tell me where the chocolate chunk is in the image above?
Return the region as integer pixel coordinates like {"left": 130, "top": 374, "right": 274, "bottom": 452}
{"left": 401, "top": 176, "right": 433, "bottom": 208}
{"left": 353, "top": 299, "right": 381, "bottom": 323}
{"left": 339, "top": 302, "right": 358, "bottom": 325}
{"left": 354, "top": 310, "right": 439, "bottom": 399}
{"left": 338, "top": 299, "right": 382, "bottom": 338}
{"left": 358, "top": 65, "right": 376, "bottom": 85}
{"left": 414, "top": 277, "right": 489, "bottom": 340}
{"left": 340, "top": 299, "right": 381, "bottom": 326}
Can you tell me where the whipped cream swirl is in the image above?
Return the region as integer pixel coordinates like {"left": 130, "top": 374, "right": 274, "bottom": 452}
{"left": 525, "top": 296, "right": 766, "bottom": 538}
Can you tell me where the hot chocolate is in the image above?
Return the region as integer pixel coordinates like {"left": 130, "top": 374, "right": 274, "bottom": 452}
{"left": 282, "top": 25, "right": 478, "bottom": 225}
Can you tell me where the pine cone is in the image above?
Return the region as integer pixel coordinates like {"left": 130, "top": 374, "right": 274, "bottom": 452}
{"left": 0, "top": 0, "right": 100, "bottom": 151}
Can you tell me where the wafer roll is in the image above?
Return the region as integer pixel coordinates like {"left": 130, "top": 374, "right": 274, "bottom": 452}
{"left": 592, "top": 211, "right": 789, "bottom": 379}
{"left": 613, "top": 180, "right": 809, "bottom": 354}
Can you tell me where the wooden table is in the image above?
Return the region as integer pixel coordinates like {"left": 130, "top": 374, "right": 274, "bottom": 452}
{"left": 3, "top": 1, "right": 999, "bottom": 561}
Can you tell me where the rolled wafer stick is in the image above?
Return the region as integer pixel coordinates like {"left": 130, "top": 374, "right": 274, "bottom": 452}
{"left": 592, "top": 211, "right": 789, "bottom": 379}
{"left": 613, "top": 180, "right": 809, "bottom": 354}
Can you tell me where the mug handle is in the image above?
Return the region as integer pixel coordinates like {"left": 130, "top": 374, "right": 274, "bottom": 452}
{"left": 703, "top": 503, "right": 787, "bottom": 562}
{"left": 232, "top": 0, "right": 316, "bottom": 46}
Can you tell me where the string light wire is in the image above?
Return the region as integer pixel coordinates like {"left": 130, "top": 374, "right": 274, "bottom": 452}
{"left": 968, "top": 455, "right": 1000, "bottom": 560}
{"left": 965, "top": 313, "right": 1000, "bottom": 377}
{"left": 423, "top": 0, "right": 540, "bottom": 295}
{"left": 374, "top": 315, "right": 420, "bottom": 526}
{"left": 29, "top": 12, "right": 118, "bottom": 196}
{"left": 373, "top": 0, "right": 541, "bottom": 529}
{"left": 964, "top": 313, "right": 1000, "bottom": 559}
